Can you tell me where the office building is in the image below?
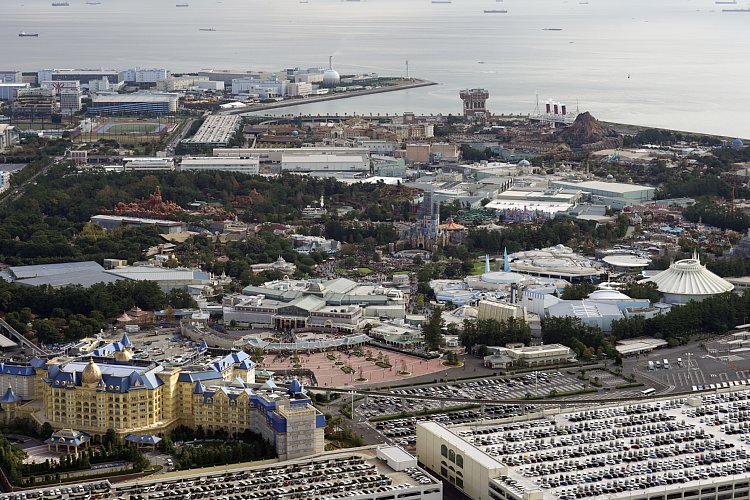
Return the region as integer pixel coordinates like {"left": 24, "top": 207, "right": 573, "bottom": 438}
{"left": 38, "top": 69, "right": 120, "bottom": 85}
{"left": 483, "top": 343, "right": 576, "bottom": 369}
{"left": 0, "top": 82, "right": 30, "bottom": 102}
{"left": 179, "top": 156, "right": 260, "bottom": 174}
{"left": 182, "top": 115, "right": 241, "bottom": 148}
{"left": 11, "top": 88, "right": 56, "bottom": 118}
{"left": 0, "top": 171, "right": 12, "bottom": 195}
{"left": 89, "top": 93, "right": 178, "bottom": 115}
{"left": 418, "top": 389, "right": 750, "bottom": 500}
{"left": 59, "top": 89, "right": 82, "bottom": 114}
{"left": 119, "top": 68, "right": 170, "bottom": 84}
{"left": 197, "top": 69, "right": 264, "bottom": 84}
{"left": 288, "top": 82, "right": 313, "bottom": 97}
{"left": 0, "top": 71, "right": 22, "bottom": 84}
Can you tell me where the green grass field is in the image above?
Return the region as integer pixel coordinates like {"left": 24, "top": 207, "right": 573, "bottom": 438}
{"left": 104, "top": 123, "right": 161, "bottom": 134}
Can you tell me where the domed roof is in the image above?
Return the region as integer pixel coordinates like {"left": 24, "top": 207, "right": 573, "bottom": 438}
{"left": 641, "top": 256, "right": 734, "bottom": 296}
{"left": 82, "top": 357, "right": 103, "bottom": 385}
{"left": 114, "top": 348, "right": 133, "bottom": 362}
{"left": 322, "top": 69, "right": 340, "bottom": 87}
{"left": 587, "top": 289, "right": 631, "bottom": 301}
{"left": 518, "top": 159, "right": 531, "bottom": 167}
{"left": 732, "top": 138, "right": 743, "bottom": 146}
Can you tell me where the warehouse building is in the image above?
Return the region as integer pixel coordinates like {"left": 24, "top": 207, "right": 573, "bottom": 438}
{"left": 0, "top": 82, "right": 30, "bottom": 102}
{"left": 280, "top": 154, "right": 369, "bottom": 175}
{"left": 38, "top": 69, "right": 120, "bottom": 85}
{"left": 179, "top": 156, "right": 259, "bottom": 174}
{"left": 550, "top": 180, "right": 656, "bottom": 209}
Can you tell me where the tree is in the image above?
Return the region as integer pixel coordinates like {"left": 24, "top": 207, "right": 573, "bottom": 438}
{"left": 561, "top": 283, "right": 597, "bottom": 300}
{"left": 422, "top": 307, "right": 443, "bottom": 351}
{"left": 166, "top": 288, "right": 198, "bottom": 309}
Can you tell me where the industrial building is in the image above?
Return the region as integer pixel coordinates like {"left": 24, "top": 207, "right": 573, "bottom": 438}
{"left": 37, "top": 69, "right": 120, "bottom": 85}
{"left": 280, "top": 153, "right": 370, "bottom": 175}
{"left": 90, "top": 214, "right": 185, "bottom": 233}
{"left": 550, "top": 180, "right": 656, "bottom": 209}
{"left": 88, "top": 93, "right": 178, "bottom": 115}
{"left": 0, "top": 82, "right": 30, "bottom": 101}
{"left": 214, "top": 146, "right": 370, "bottom": 163}
{"left": 484, "top": 188, "right": 582, "bottom": 216}
{"left": 181, "top": 115, "right": 241, "bottom": 148}
{"left": 417, "top": 389, "right": 750, "bottom": 500}
{"left": 179, "top": 156, "right": 259, "bottom": 174}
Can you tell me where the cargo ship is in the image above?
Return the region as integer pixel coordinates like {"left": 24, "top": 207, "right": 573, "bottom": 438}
{"left": 723, "top": 8, "right": 750, "bottom": 11}
{"left": 199, "top": 28, "right": 216, "bottom": 31}
{"left": 484, "top": 9, "right": 507, "bottom": 13}
{"left": 19, "top": 31, "right": 39, "bottom": 37}
{"left": 51, "top": 2, "right": 69, "bottom": 5}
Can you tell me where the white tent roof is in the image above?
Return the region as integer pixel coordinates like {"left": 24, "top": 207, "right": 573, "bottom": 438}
{"left": 640, "top": 257, "right": 733, "bottom": 296}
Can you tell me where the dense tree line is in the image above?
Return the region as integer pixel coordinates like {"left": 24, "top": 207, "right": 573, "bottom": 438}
{"left": 683, "top": 202, "right": 750, "bottom": 232}
{"left": 541, "top": 317, "right": 618, "bottom": 362}
{"left": 0, "top": 428, "right": 147, "bottom": 486}
{"left": 708, "top": 257, "right": 750, "bottom": 278}
{"left": 165, "top": 426, "right": 274, "bottom": 470}
{"left": 459, "top": 318, "right": 532, "bottom": 352}
{"left": 622, "top": 128, "right": 722, "bottom": 148}
{"left": 464, "top": 216, "right": 628, "bottom": 255}
{"left": 422, "top": 307, "right": 443, "bottom": 350}
{"left": 0, "top": 279, "right": 196, "bottom": 344}
{"left": 0, "top": 166, "right": 416, "bottom": 266}
{"left": 611, "top": 291, "right": 750, "bottom": 343}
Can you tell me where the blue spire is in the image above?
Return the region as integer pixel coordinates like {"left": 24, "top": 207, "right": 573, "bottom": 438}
{"left": 484, "top": 254, "right": 490, "bottom": 274}
{"left": 503, "top": 248, "right": 511, "bottom": 272}
{"left": 120, "top": 333, "right": 132, "bottom": 347}
{"left": 193, "top": 381, "right": 204, "bottom": 394}
{"left": 0, "top": 386, "right": 21, "bottom": 403}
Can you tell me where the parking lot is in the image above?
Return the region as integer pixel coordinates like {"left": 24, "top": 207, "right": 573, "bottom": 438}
{"left": 368, "top": 405, "right": 528, "bottom": 452}
{"left": 627, "top": 343, "right": 750, "bottom": 394}
{"left": 356, "top": 371, "right": 600, "bottom": 420}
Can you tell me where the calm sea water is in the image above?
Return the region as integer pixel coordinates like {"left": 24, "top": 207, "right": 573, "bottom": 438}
{"left": 3, "top": 0, "right": 748, "bottom": 137}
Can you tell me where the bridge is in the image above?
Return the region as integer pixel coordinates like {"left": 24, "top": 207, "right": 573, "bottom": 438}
{"left": 0, "top": 319, "right": 50, "bottom": 356}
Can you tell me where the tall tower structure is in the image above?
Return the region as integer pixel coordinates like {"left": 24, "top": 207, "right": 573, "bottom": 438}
{"left": 459, "top": 88, "right": 489, "bottom": 121}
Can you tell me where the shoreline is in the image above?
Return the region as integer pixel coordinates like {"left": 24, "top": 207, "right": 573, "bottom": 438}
{"left": 224, "top": 79, "right": 438, "bottom": 116}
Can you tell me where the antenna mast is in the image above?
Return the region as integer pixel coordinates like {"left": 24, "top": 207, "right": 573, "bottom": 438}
{"left": 406, "top": 60, "right": 409, "bottom": 79}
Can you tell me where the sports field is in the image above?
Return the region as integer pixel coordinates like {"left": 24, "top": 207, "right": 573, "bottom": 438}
{"left": 96, "top": 122, "right": 166, "bottom": 134}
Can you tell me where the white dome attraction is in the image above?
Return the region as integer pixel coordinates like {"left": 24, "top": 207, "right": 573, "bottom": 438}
{"left": 640, "top": 254, "right": 733, "bottom": 304}
{"left": 587, "top": 289, "right": 632, "bottom": 301}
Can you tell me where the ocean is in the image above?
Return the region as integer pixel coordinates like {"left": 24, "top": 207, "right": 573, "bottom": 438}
{"left": 4, "top": 0, "right": 749, "bottom": 137}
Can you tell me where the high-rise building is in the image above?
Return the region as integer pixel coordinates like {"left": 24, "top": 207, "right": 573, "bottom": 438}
{"left": 59, "top": 89, "right": 82, "bottom": 114}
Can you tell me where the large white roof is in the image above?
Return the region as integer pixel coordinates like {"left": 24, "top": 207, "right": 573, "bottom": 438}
{"left": 641, "top": 258, "right": 734, "bottom": 296}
